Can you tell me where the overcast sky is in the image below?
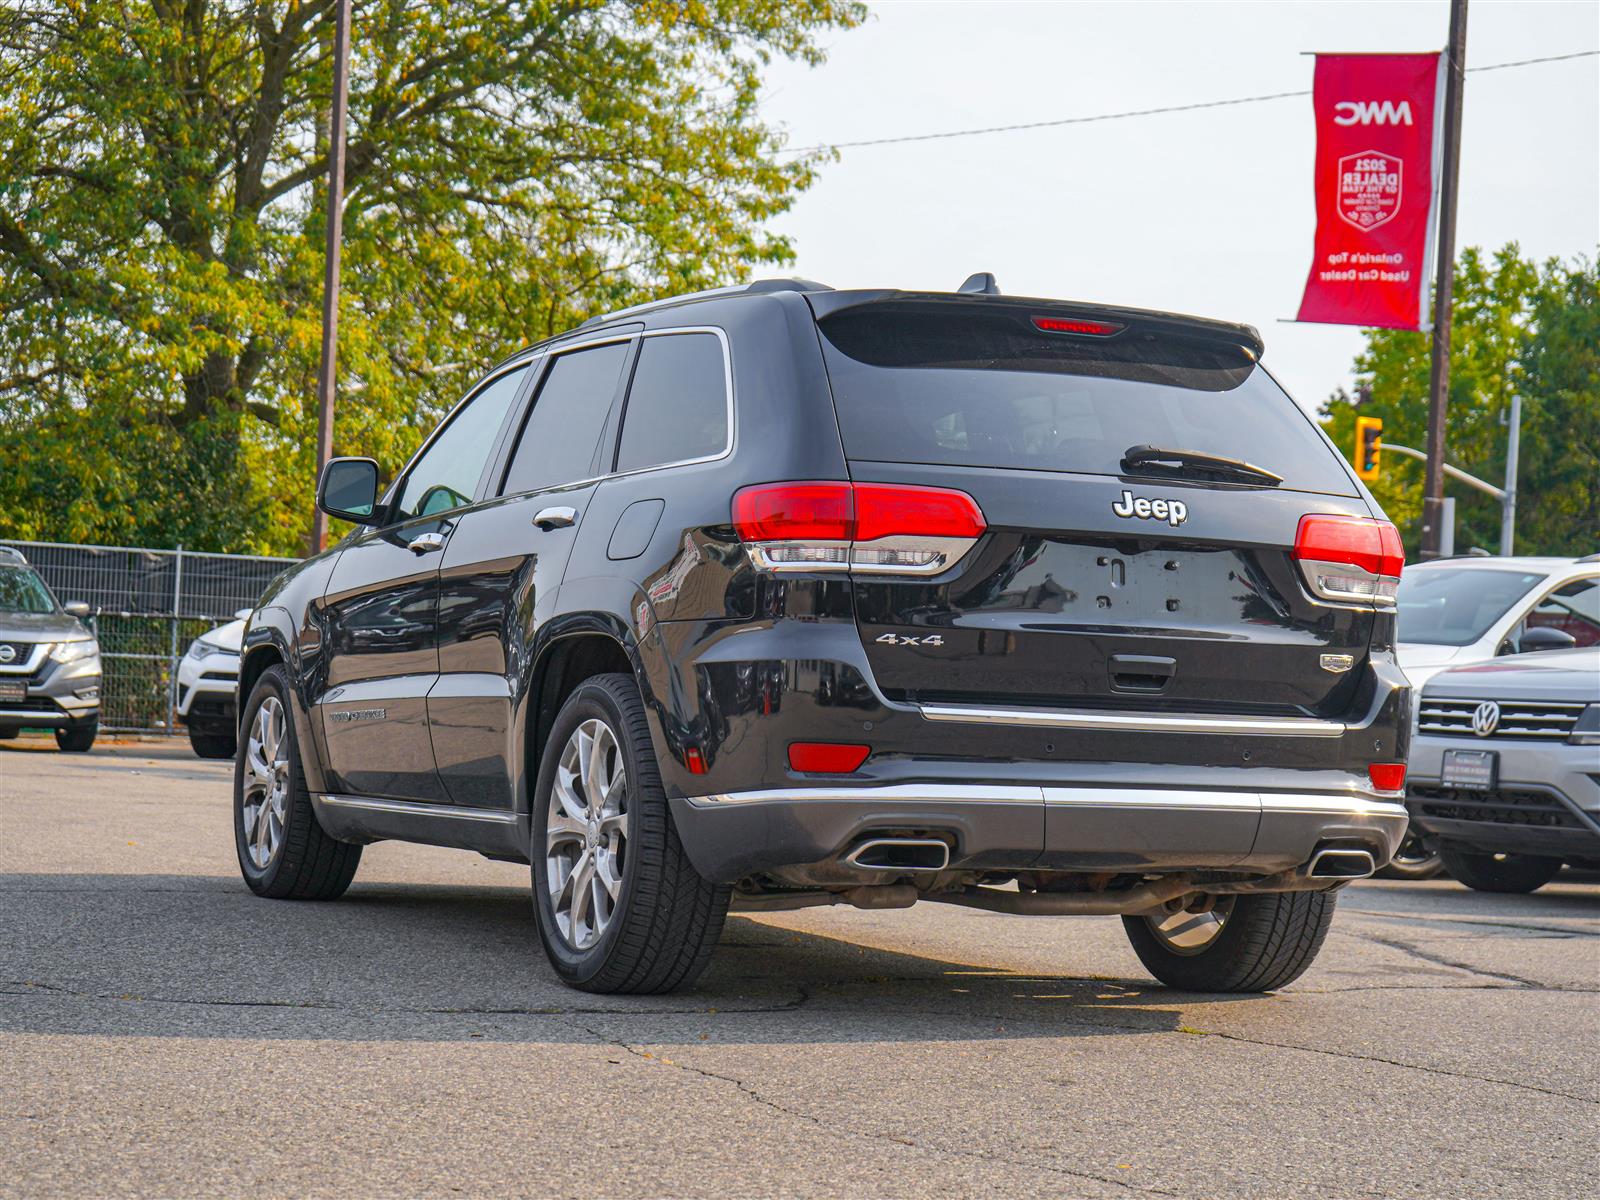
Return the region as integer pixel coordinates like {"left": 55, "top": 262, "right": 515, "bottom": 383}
{"left": 758, "top": 0, "right": 1599, "bottom": 413}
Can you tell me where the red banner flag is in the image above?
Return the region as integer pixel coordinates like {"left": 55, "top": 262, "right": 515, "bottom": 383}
{"left": 1297, "top": 53, "right": 1444, "bottom": 330}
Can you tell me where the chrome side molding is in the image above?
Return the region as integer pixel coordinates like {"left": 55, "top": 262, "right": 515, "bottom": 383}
{"left": 918, "top": 703, "right": 1347, "bottom": 738}
{"left": 316, "top": 794, "right": 520, "bottom": 824}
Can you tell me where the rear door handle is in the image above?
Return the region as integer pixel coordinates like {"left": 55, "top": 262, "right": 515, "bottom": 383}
{"left": 533, "top": 506, "right": 578, "bottom": 530}
{"left": 407, "top": 532, "right": 446, "bottom": 555}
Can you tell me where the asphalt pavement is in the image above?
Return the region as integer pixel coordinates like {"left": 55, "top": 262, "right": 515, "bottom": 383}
{"left": 2, "top": 737, "right": 1596, "bottom": 1198}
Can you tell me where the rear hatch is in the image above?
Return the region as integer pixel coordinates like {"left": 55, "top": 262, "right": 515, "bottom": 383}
{"left": 811, "top": 294, "right": 1381, "bottom": 718}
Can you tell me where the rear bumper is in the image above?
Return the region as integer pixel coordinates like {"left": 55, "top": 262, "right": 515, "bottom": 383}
{"left": 670, "top": 782, "right": 1408, "bottom": 884}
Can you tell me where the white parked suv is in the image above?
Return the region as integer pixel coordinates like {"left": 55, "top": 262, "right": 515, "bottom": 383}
{"left": 1396, "top": 555, "right": 1599, "bottom": 691}
{"left": 1379, "top": 554, "right": 1599, "bottom": 879}
{"left": 176, "top": 613, "right": 246, "bottom": 758}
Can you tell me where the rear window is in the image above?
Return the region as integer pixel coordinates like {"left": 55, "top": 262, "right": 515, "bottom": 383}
{"left": 818, "top": 307, "right": 1355, "bottom": 495}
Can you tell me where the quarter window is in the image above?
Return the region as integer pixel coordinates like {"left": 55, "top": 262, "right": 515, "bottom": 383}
{"left": 502, "top": 342, "right": 631, "bottom": 495}
{"left": 615, "top": 333, "right": 729, "bottom": 473}
{"left": 394, "top": 366, "right": 527, "bottom": 521}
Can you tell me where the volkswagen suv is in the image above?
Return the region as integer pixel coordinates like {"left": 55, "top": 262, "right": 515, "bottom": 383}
{"left": 235, "top": 278, "right": 1411, "bottom": 994}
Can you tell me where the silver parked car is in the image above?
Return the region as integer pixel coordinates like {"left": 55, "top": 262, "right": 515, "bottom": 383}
{"left": 1407, "top": 647, "right": 1600, "bottom": 893}
{"left": 0, "top": 546, "right": 102, "bottom": 751}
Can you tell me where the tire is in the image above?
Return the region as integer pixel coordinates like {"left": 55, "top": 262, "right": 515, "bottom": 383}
{"left": 188, "top": 727, "right": 237, "bottom": 759}
{"left": 234, "top": 665, "right": 361, "bottom": 900}
{"left": 1123, "top": 890, "right": 1338, "bottom": 993}
{"left": 1438, "top": 849, "right": 1561, "bottom": 894}
{"left": 1375, "top": 833, "right": 1444, "bottom": 881}
{"left": 530, "top": 673, "right": 730, "bottom": 994}
{"left": 55, "top": 717, "right": 97, "bottom": 753}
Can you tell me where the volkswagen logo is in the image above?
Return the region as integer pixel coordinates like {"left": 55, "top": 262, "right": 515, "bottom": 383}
{"left": 1471, "top": 700, "right": 1501, "bottom": 738}
{"left": 0, "top": 645, "right": 14, "bottom": 664}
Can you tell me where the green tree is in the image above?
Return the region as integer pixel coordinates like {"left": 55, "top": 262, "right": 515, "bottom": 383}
{"left": 1321, "top": 245, "right": 1598, "bottom": 557}
{"left": 0, "top": 0, "right": 862, "bottom": 554}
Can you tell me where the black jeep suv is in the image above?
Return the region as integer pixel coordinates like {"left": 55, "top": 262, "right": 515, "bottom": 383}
{"left": 236, "top": 278, "right": 1411, "bottom": 994}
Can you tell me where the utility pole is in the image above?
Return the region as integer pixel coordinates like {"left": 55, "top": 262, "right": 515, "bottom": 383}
{"left": 1500, "top": 391, "right": 1521, "bottom": 555}
{"left": 1419, "top": 0, "right": 1469, "bottom": 559}
{"left": 309, "top": 0, "right": 353, "bottom": 556}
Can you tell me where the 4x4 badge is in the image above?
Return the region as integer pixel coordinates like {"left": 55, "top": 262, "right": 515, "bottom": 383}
{"left": 1112, "top": 489, "right": 1188, "bottom": 528}
{"left": 875, "top": 633, "right": 944, "bottom": 648}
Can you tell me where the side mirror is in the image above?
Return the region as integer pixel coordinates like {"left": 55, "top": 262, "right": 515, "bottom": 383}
{"left": 1517, "top": 626, "right": 1578, "bottom": 654}
{"left": 317, "top": 457, "right": 381, "bottom": 524}
{"left": 62, "top": 601, "right": 92, "bottom": 619}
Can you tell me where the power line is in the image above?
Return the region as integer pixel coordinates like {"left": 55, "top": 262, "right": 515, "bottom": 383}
{"left": 779, "top": 49, "right": 1598, "bottom": 155}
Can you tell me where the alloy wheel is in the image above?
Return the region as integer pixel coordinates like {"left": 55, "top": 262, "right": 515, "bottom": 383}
{"left": 546, "top": 718, "right": 630, "bottom": 950}
{"left": 1145, "top": 896, "right": 1235, "bottom": 955}
{"left": 241, "top": 695, "right": 290, "bottom": 869}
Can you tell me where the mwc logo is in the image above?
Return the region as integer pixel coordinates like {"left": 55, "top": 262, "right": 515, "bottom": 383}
{"left": 1333, "top": 100, "right": 1415, "bottom": 126}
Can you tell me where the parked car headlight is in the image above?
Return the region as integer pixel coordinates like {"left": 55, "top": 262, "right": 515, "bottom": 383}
{"left": 1569, "top": 704, "right": 1600, "bottom": 746}
{"left": 188, "top": 635, "right": 235, "bottom": 661}
{"left": 49, "top": 638, "right": 100, "bottom": 665}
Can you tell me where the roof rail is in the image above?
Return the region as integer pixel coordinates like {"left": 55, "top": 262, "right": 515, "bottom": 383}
{"left": 577, "top": 277, "right": 832, "bottom": 329}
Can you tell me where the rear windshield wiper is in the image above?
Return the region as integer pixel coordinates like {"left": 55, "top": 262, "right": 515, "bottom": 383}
{"left": 1121, "top": 444, "right": 1284, "bottom": 487}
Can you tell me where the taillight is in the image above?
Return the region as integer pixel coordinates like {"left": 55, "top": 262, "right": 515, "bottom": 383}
{"left": 732, "top": 482, "right": 986, "bottom": 575}
{"left": 1293, "top": 513, "right": 1404, "bottom": 606}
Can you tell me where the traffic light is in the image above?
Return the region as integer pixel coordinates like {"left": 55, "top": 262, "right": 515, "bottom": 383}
{"left": 1354, "top": 416, "right": 1382, "bottom": 481}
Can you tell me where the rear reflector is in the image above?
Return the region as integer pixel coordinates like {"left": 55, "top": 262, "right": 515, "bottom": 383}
{"left": 733, "top": 482, "right": 986, "bottom": 575}
{"left": 788, "top": 742, "right": 872, "bottom": 773}
{"left": 1368, "top": 762, "right": 1406, "bottom": 793}
{"left": 1032, "top": 315, "right": 1125, "bottom": 337}
{"left": 1293, "top": 513, "right": 1404, "bottom": 605}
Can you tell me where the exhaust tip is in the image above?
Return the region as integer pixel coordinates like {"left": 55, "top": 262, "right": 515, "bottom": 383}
{"left": 1306, "top": 848, "right": 1377, "bottom": 880}
{"left": 844, "top": 837, "right": 950, "bottom": 873}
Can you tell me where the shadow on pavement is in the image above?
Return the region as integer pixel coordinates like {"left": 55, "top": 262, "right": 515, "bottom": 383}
{"left": 0, "top": 872, "right": 1257, "bottom": 1045}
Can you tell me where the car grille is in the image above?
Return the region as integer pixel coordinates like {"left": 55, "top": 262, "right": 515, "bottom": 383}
{"left": 0, "top": 696, "right": 62, "bottom": 714}
{"left": 1417, "top": 697, "right": 1586, "bottom": 740}
{"left": 0, "top": 641, "right": 35, "bottom": 664}
{"left": 1409, "top": 784, "right": 1582, "bottom": 829}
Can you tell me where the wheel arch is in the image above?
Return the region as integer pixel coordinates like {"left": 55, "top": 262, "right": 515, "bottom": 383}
{"left": 237, "top": 606, "right": 330, "bottom": 795}
{"left": 523, "top": 621, "right": 644, "bottom": 812}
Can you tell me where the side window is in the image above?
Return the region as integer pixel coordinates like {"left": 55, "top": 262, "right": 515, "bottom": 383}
{"left": 1517, "top": 578, "right": 1600, "bottom": 648}
{"left": 502, "top": 341, "right": 630, "bottom": 495}
{"left": 615, "top": 333, "right": 729, "bottom": 473}
{"left": 394, "top": 366, "right": 527, "bottom": 521}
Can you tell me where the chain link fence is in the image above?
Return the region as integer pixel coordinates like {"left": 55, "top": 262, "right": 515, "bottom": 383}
{"left": 0, "top": 540, "right": 298, "bottom": 733}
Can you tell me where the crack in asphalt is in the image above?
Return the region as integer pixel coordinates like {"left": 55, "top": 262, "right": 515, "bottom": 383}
{"left": 1172, "top": 1026, "right": 1599, "bottom": 1105}
{"left": 1344, "top": 908, "right": 1600, "bottom": 938}
{"left": 561, "top": 1014, "right": 1188, "bottom": 1198}
{"left": 0, "top": 979, "right": 808, "bottom": 1018}
{"left": 1340, "top": 929, "right": 1553, "bottom": 989}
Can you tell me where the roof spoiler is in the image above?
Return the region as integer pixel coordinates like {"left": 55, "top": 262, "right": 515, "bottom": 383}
{"left": 806, "top": 289, "right": 1264, "bottom": 360}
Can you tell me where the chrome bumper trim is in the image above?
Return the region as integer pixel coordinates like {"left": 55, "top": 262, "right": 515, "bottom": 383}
{"left": 918, "top": 703, "right": 1347, "bottom": 738}
{"left": 1259, "top": 792, "right": 1408, "bottom": 817}
{"left": 685, "top": 783, "right": 1041, "bottom": 808}
{"left": 684, "top": 784, "right": 1404, "bottom": 818}
{"left": 1041, "top": 787, "right": 1259, "bottom": 811}
{"left": 315, "top": 794, "right": 520, "bottom": 824}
